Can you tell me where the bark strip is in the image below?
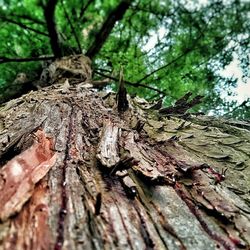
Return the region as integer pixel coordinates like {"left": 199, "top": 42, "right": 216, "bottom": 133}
{"left": 0, "top": 129, "right": 56, "bottom": 221}
{"left": 96, "top": 120, "right": 120, "bottom": 168}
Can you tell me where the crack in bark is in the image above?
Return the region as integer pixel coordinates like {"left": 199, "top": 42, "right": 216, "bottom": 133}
{"left": 78, "top": 192, "right": 101, "bottom": 249}
{"left": 150, "top": 202, "right": 187, "bottom": 250}
{"left": 86, "top": 209, "right": 103, "bottom": 249}
{"left": 174, "top": 183, "right": 236, "bottom": 250}
{"left": 134, "top": 206, "right": 156, "bottom": 249}
{"left": 112, "top": 196, "right": 134, "bottom": 250}
{"left": 54, "top": 106, "right": 74, "bottom": 250}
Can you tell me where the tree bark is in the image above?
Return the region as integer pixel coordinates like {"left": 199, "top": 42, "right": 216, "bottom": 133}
{"left": 0, "top": 56, "right": 250, "bottom": 250}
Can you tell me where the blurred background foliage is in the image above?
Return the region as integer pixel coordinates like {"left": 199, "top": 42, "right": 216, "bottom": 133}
{"left": 0, "top": 0, "right": 249, "bottom": 118}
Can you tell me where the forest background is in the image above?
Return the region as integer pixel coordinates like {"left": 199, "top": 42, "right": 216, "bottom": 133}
{"left": 0, "top": 0, "right": 249, "bottom": 118}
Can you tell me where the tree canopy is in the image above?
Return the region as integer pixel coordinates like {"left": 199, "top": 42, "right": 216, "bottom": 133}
{"left": 0, "top": 0, "right": 249, "bottom": 118}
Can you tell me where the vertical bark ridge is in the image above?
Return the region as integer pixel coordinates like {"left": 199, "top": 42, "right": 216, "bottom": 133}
{"left": 54, "top": 105, "right": 74, "bottom": 250}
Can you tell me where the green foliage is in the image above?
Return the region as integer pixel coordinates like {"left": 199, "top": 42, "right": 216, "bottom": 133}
{"left": 0, "top": 0, "right": 249, "bottom": 119}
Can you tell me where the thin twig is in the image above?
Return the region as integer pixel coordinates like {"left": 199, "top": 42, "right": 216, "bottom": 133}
{"left": 137, "top": 27, "right": 235, "bottom": 85}
{"left": 136, "top": 48, "right": 194, "bottom": 84}
{"left": 79, "top": 0, "right": 94, "bottom": 20}
{"left": 0, "top": 16, "right": 49, "bottom": 36}
{"left": 60, "top": 0, "right": 82, "bottom": 53}
{"left": 0, "top": 56, "right": 55, "bottom": 64}
{"left": 94, "top": 70, "right": 166, "bottom": 95}
{"left": 8, "top": 13, "right": 45, "bottom": 25}
{"left": 223, "top": 99, "right": 249, "bottom": 117}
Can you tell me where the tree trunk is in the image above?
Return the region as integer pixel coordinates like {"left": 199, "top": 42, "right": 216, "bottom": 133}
{"left": 0, "top": 56, "right": 250, "bottom": 250}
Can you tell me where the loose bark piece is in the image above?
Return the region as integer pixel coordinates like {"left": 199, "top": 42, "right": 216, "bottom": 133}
{"left": 123, "top": 132, "right": 169, "bottom": 183}
{"left": 0, "top": 129, "right": 56, "bottom": 221}
{"left": 117, "top": 68, "right": 129, "bottom": 112}
{"left": 121, "top": 175, "right": 137, "bottom": 198}
{"left": 96, "top": 120, "right": 120, "bottom": 168}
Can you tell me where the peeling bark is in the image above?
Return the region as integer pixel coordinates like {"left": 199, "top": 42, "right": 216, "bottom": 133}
{"left": 0, "top": 129, "right": 56, "bottom": 222}
{"left": 0, "top": 58, "right": 250, "bottom": 250}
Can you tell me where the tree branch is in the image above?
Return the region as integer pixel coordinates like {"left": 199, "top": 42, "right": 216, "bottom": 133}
{"left": 94, "top": 69, "right": 166, "bottom": 95}
{"left": 136, "top": 48, "right": 195, "bottom": 84}
{"left": 8, "top": 13, "right": 45, "bottom": 25}
{"left": 86, "top": 0, "right": 132, "bottom": 59}
{"left": 159, "top": 92, "right": 204, "bottom": 115}
{"left": 136, "top": 28, "right": 207, "bottom": 84}
{"left": 0, "top": 16, "right": 49, "bottom": 36}
{"left": 60, "top": 0, "right": 81, "bottom": 53}
{"left": 79, "top": 0, "right": 94, "bottom": 20}
{"left": 43, "top": 0, "right": 63, "bottom": 58}
{"left": 223, "top": 99, "right": 249, "bottom": 117}
{"left": 0, "top": 56, "right": 55, "bottom": 64}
